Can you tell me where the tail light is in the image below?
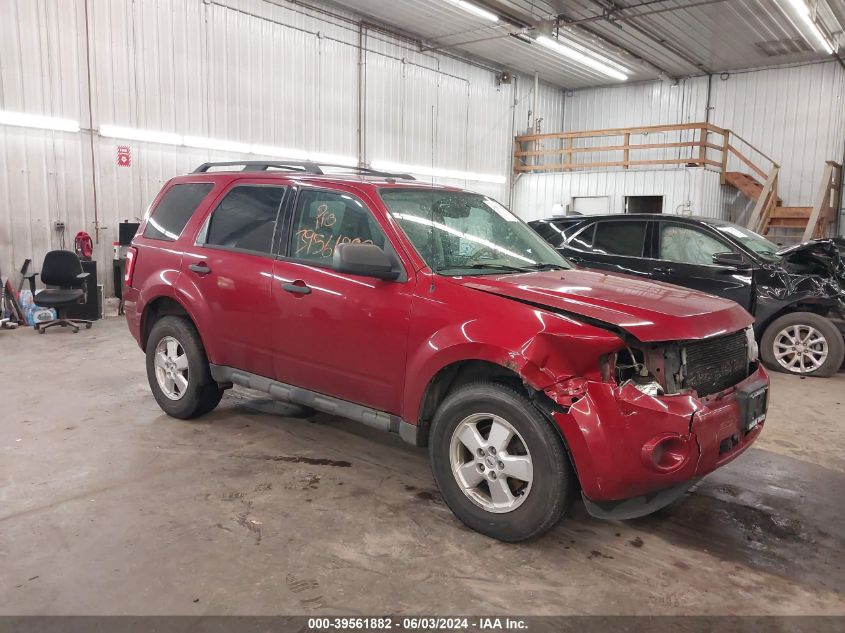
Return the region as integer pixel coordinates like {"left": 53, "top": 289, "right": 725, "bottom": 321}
{"left": 124, "top": 247, "right": 138, "bottom": 287}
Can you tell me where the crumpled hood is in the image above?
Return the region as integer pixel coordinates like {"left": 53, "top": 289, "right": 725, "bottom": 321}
{"left": 452, "top": 268, "right": 754, "bottom": 343}
{"left": 776, "top": 238, "right": 845, "bottom": 287}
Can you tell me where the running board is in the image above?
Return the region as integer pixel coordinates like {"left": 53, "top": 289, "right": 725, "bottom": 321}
{"left": 209, "top": 365, "right": 420, "bottom": 445}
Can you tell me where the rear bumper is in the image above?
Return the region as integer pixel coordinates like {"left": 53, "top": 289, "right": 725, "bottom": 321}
{"left": 550, "top": 365, "right": 768, "bottom": 509}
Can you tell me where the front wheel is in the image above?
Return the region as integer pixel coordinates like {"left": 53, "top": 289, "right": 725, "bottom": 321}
{"left": 429, "top": 383, "right": 574, "bottom": 542}
{"left": 760, "top": 312, "right": 845, "bottom": 377}
{"left": 145, "top": 316, "right": 223, "bottom": 418}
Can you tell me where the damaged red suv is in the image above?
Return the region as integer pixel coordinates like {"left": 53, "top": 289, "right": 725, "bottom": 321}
{"left": 124, "top": 161, "right": 768, "bottom": 541}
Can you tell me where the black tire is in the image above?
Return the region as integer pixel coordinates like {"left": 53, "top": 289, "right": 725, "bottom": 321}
{"left": 760, "top": 311, "right": 845, "bottom": 378}
{"left": 145, "top": 316, "right": 223, "bottom": 418}
{"left": 428, "top": 382, "right": 574, "bottom": 542}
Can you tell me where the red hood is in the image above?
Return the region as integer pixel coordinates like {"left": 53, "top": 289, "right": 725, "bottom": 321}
{"left": 452, "top": 269, "right": 753, "bottom": 343}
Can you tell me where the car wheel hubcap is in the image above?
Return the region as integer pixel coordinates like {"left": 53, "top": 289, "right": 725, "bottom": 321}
{"left": 154, "top": 336, "right": 190, "bottom": 400}
{"left": 449, "top": 413, "right": 533, "bottom": 514}
{"left": 773, "top": 324, "right": 828, "bottom": 374}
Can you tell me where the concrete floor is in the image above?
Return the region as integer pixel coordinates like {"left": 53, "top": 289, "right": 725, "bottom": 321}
{"left": 1, "top": 316, "right": 843, "bottom": 615}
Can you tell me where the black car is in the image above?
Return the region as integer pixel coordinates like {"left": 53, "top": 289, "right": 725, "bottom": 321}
{"left": 530, "top": 213, "right": 845, "bottom": 377}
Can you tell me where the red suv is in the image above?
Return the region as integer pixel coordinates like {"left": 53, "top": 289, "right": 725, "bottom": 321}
{"left": 124, "top": 161, "right": 768, "bottom": 541}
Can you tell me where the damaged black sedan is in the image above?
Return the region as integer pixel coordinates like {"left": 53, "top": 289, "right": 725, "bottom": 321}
{"left": 530, "top": 214, "right": 845, "bottom": 377}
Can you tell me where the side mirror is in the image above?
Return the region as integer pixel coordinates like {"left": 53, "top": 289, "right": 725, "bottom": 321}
{"left": 333, "top": 243, "right": 401, "bottom": 280}
{"left": 712, "top": 252, "right": 751, "bottom": 269}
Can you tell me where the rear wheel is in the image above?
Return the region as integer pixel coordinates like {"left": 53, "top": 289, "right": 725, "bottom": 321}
{"left": 761, "top": 312, "right": 844, "bottom": 377}
{"left": 429, "top": 382, "right": 573, "bottom": 542}
{"left": 145, "top": 316, "right": 223, "bottom": 418}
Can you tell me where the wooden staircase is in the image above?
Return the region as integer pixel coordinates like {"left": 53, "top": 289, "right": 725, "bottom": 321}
{"left": 724, "top": 161, "right": 841, "bottom": 247}
{"left": 724, "top": 171, "right": 783, "bottom": 206}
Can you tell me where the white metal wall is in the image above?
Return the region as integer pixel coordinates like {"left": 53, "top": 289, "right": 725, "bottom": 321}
{"left": 515, "top": 61, "right": 845, "bottom": 226}
{"left": 0, "top": 0, "right": 531, "bottom": 293}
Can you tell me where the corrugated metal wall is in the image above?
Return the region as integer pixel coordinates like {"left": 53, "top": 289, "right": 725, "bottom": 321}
{"left": 514, "top": 61, "right": 845, "bottom": 226}
{"left": 0, "top": 0, "right": 531, "bottom": 293}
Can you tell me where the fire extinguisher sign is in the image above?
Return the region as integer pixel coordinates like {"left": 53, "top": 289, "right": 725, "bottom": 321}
{"left": 117, "top": 145, "right": 131, "bottom": 167}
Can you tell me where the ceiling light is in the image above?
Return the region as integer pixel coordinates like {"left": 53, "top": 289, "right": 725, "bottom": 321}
{"left": 371, "top": 160, "right": 506, "bottom": 184}
{"left": 250, "top": 144, "right": 309, "bottom": 160}
{"left": 100, "top": 124, "right": 182, "bottom": 145}
{"left": 183, "top": 135, "right": 251, "bottom": 153}
{"left": 536, "top": 35, "right": 628, "bottom": 81}
{"left": 0, "top": 110, "right": 80, "bottom": 133}
{"left": 784, "top": 0, "right": 834, "bottom": 54}
{"left": 443, "top": 0, "right": 498, "bottom": 23}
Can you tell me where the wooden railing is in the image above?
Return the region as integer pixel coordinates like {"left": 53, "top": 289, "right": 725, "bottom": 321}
{"left": 513, "top": 122, "right": 777, "bottom": 178}
{"left": 803, "top": 161, "right": 842, "bottom": 241}
{"left": 513, "top": 122, "right": 784, "bottom": 232}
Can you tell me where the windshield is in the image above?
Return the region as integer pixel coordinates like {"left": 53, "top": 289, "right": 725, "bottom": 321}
{"left": 379, "top": 189, "right": 570, "bottom": 275}
{"left": 712, "top": 222, "right": 782, "bottom": 262}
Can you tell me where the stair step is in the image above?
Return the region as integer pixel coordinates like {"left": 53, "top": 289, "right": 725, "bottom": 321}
{"left": 724, "top": 171, "right": 783, "bottom": 205}
{"left": 771, "top": 206, "right": 812, "bottom": 218}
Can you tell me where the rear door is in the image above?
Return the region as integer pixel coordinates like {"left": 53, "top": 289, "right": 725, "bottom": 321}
{"left": 180, "top": 181, "right": 289, "bottom": 378}
{"left": 562, "top": 218, "right": 655, "bottom": 277}
{"left": 270, "top": 185, "right": 414, "bottom": 414}
{"left": 653, "top": 220, "right": 754, "bottom": 309}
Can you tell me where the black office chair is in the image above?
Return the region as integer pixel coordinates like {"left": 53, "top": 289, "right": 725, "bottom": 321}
{"left": 26, "top": 250, "right": 94, "bottom": 334}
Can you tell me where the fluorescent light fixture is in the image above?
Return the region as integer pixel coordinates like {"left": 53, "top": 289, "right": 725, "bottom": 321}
{"left": 536, "top": 35, "right": 628, "bottom": 81}
{"left": 371, "top": 160, "right": 507, "bottom": 184}
{"left": 309, "top": 152, "right": 359, "bottom": 167}
{"left": 100, "top": 124, "right": 182, "bottom": 145}
{"left": 250, "top": 144, "right": 309, "bottom": 160}
{"left": 784, "top": 0, "right": 834, "bottom": 54}
{"left": 443, "top": 0, "right": 498, "bottom": 22}
{"left": 99, "top": 123, "right": 356, "bottom": 165}
{"left": 0, "top": 110, "right": 80, "bottom": 133}
{"left": 183, "top": 135, "right": 251, "bottom": 154}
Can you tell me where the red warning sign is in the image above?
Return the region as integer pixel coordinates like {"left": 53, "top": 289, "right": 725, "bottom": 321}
{"left": 117, "top": 145, "right": 131, "bottom": 167}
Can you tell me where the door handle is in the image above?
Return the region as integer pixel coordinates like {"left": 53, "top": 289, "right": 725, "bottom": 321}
{"left": 188, "top": 262, "right": 211, "bottom": 275}
{"left": 282, "top": 282, "right": 311, "bottom": 295}
{"left": 567, "top": 255, "right": 583, "bottom": 264}
{"left": 652, "top": 266, "right": 674, "bottom": 274}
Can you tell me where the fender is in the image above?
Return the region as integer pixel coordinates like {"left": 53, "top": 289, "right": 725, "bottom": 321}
{"left": 402, "top": 314, "right": 623, "bottom": 424}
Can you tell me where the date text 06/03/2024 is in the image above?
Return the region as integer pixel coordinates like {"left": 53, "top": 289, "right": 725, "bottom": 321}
{"left": 306, "top": 617, "right": 528, "bottom": 631}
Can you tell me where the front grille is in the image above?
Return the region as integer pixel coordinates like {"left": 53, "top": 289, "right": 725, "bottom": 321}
{"left": 684, "top": 330, "right": 749, "bottom": 397}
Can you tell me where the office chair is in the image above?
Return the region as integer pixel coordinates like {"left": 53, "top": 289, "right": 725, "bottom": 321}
{"left": 25, "top": 250, "right": 94, "bottom": 334}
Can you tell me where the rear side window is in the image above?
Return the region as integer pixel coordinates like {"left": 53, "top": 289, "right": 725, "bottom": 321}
{"left": 593, "top": 221, "right": 647, "bottom": 257}
{"left": 143, "top": 183, "right": 213, "bottom": 241}
{"left": 203, "top": 185, "right": 286, "bottom": 254}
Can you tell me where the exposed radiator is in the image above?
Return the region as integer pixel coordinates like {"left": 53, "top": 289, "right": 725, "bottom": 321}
{"left": 684, "top": 330, "right": 749, "bottom": 397}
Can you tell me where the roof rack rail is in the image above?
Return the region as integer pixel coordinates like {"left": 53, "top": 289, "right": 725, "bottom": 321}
{"left": 192, "top": 161, "right": 415, "bottom": 180}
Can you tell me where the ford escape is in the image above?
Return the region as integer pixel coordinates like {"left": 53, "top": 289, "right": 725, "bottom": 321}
{"left": 124, "top": 162, "right": 768, "bottom": 542}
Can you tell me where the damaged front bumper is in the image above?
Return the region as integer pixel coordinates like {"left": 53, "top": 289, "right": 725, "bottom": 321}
{"left": 548, "top": 364, "right": 768, "bottom": 520}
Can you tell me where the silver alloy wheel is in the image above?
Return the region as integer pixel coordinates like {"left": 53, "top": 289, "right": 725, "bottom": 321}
{"left": 449, "top": 412, "right": 533, "bottom": 514}
{"left": 773, "top": 324, "right": 829, "bottom": 374}
{"left": 154, "top": 336, "right": 190, "bottom": 400}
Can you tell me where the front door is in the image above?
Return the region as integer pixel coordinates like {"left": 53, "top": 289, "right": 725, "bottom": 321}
{"left": 180, "top": 183, "right": 288, "bottom": 378}
{"left": 270, "top": 186, "right": 414, "bottom": 414}
{"left": 652, "top": 221, "right": 754, "bottom": 310}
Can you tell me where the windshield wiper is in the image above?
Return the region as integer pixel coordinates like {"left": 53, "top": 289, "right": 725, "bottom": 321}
{"left": 435, "top": 263, "right": 532, "bottom": 274}
{"left": 521, "top": 263, "right": 567, "bottom": 271}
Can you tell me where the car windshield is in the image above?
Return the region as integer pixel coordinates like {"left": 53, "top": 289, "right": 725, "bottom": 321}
{"left": 712, "top": 222, "right": 782, "bottom": 262}
{"left": 379, "top": 189, "right": 571, "bottom": 275}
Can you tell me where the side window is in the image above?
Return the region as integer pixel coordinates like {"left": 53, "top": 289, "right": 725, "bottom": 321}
{"left": 659, "top": 224, "right": 733, "bottom": 265}
{"left": 568, "top": 223, "right": 595, "bottom": 250}
{"left": 289, "top": 189, "right": 386, "bottom": 266}
{"left": 203, "top": 185, "right": 286, "bottom": 254}
{"left": 143, "top": 183, "right": 213, "bottom": 241}
{"left": 593, "top": 221, "right": 648, "bottom": 257}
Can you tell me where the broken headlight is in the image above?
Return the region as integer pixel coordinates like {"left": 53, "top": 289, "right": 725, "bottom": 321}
{"left": 745, "top": 326, "right": 759, "bottom": 364}
{"left": 615, "top": 347, "right": 665, "bottom": 397}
